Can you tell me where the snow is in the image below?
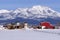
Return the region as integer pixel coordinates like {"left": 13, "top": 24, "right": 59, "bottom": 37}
{"left": 0, "top": 5, "right": 60, "bottom": 20}
{"left": 0, "top": 29, "right": 60, "bottom": 40}
{"left": 0, "top": 9, "right": 11, "bottom": 13}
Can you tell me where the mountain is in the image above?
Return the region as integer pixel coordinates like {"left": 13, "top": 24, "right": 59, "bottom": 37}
{"left": 0, "top": 5, "right": 60, "bottom": 25}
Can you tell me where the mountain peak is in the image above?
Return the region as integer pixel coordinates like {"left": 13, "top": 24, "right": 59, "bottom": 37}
{"left": 33, "top": 5, "right": 47, "bottom": 8}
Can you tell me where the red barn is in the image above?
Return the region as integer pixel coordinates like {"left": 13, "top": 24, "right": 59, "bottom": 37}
{"left": 40, "top": 22, "right": 54, "bottom": 29}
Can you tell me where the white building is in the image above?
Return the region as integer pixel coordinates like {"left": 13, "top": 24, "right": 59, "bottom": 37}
{"left": 24, "top": 22, "right": 29, "bottom": 30}
{"left": 41, "top": 26, "right": 46, "bottom": 29}
{"left": 0, "top": 25, "right": 5, "bottom": 30}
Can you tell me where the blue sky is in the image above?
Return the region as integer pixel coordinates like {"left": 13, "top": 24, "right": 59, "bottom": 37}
{"left": 0, "top": 0, "right": 60, "bottom": 12}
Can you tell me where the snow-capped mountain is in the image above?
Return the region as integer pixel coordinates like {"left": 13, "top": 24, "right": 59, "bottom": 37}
{"left": 0, "top": 5, "right": 60, "bottom": 24}
{"left": 0, "top": 9, "right": 14, "bottom": 20}
{"left": 0, "top": 5, "right": 60, "bottom": 20}
{"left": 13, "top": 5, "right": 60, "bottom": 19}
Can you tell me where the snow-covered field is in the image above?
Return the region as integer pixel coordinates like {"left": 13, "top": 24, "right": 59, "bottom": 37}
{"left": 0, "top": 29, "right": 60, "bottom": 40}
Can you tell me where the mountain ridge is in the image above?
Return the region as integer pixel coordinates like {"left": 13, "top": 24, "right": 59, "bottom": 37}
{"left": 0, "top": 5, "right": 60, "bottom": 25}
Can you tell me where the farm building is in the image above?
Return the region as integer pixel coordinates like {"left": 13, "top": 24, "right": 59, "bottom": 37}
{"left": 40, "top": 22, "right": 55, "bottom": 29}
